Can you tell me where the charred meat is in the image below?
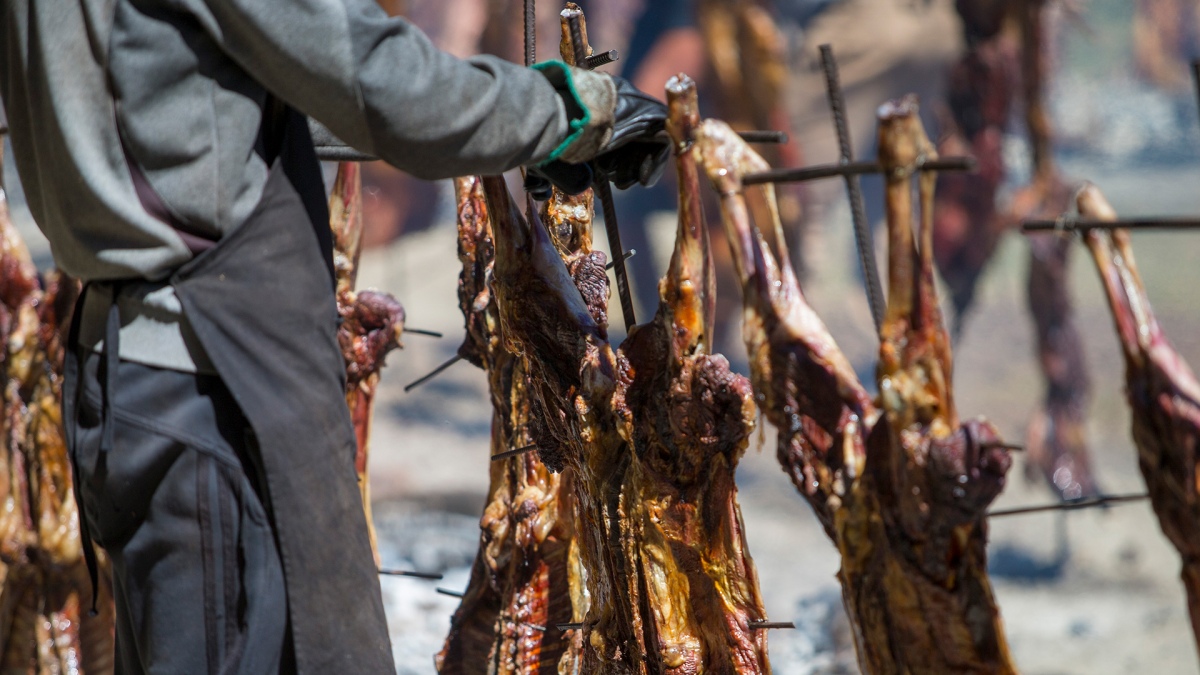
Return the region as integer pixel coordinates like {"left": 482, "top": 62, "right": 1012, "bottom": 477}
{"left": 1080, "top": 184, "right": 1200, "bottom": 656}
{"left": 705, "top": 95, "right": 1016, "bottom": 674}
{"left": 330, "top": 162, "right": 407, "bottom": 562}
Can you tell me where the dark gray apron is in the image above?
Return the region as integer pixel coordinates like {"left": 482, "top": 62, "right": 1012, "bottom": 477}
{"left": 166, "top": 108, "right": 393, "bottom": 673}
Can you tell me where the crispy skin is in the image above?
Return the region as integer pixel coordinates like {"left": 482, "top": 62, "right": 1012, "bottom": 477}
{"left": 330, "top": 162, "right": 407, "bottom": 563}
{"left": 476, "top": 78, "right": 769, "bottom": 675}
{"left": 612, "top": 75, "right": 768, "bottom": 674}
{"left": 438, "top": 176, "right": 576, "bottom": 674}
{"left": 1, "top": 164, "right": 115, "bottom": 674}
{"left": 1079, "top": 184, "right": 1200, "bottom": 656}
{"left": 704, "top": 98, "right": 1016, "bottom": 674}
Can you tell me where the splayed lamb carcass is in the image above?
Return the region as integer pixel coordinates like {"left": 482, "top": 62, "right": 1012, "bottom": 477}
{"left": 436, "top": 176, "right": 577, "bottom": 674}
{"left": 1079, "top": 184, "right": 1200, "bottom": 656}
{"left": 446, "top": 74, "right": 769, "bottom": 674}
{"left": 702, "top": 95, "right": 1017, "bottom": 674}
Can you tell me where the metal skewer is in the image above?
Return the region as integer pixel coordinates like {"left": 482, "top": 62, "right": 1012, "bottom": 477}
{"left": 749, "top": 621, "right": 796, "bottom": 630}
{"left": 743, "top": 156, "right": 975, "bottom": 186}
{"left": 988, "top": 493, "right": 1149, "bottom": 518}
{"left": 404, "top": 328, "right": 444, "bottom": 338}
{"left": 584, "top": 49, "right": 619, "bottom": 69}
{"left": 491, "top": 444, "right": 538, "bottom": 462}
{"left": 378, "top": 569, "right": 444, "bottom": 580}
{"left": 566, "top": 9, "right": 637, "bottom": 332}
{"left": 1021, "top": 218, "right": 1200, "bottom": 233}
{"left": 737, "top": 130, "right": 789, "bottom": 144}
{"left": 605, "top": 249, "right": 636, "bottom": 270}
{"left": 556, "top": 623, "right": 585, "bottom": 631}
{"left": 820, "top": 44, "right": 886, "bottom": 335}
{"left": 404, "top": 354, "right": 464, "bottom": 393}
{"left": 1192, "top": 60, "right": 1200, "bottom": 130}
{"left": 524, "top": 0, "right": 536, "bottom": 68}
{"left": 437, "top": 588, "right": 466, "bottom": 599}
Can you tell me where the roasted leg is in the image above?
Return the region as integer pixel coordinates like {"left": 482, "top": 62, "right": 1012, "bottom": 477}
{"left": 330, "top": 162, "right": 407, "bottom": 563}
{"left": 1080, "top": 184, "right": 1200, "bottom": 656}
{"left": 705, "top": 95, "right": 1016, "bottom": 674}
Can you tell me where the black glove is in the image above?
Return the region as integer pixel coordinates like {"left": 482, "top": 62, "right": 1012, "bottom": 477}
{"left": 527, "top": 69, "right": 670, "bottom": 198}
{"left": 524, "top": 161, "right": 593, "bottom": 201}
{"left": 593, "top": 76, "right": 670, "bottom": 190}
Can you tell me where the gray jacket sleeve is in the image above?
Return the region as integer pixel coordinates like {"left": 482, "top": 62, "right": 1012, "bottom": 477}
{"left": 186, "top": 0, "right": 572, "bottom": 179}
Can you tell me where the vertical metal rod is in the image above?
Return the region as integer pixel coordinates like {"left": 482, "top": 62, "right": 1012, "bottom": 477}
{"left": 567, "top": 11, "right": 637, "bottom": 330}
{"left": 524, "top": 0, "right": 536, "bottom": 67}
{"left": 1192, "top": 60, "right": 1200, "bottom": 132}
{"left": 819, "top": 44, "right": 885, "bottom": 335}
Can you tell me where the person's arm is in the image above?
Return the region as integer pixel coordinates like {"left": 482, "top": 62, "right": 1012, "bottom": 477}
{"left": 185, "top": 0, "right": 606, "bottom": 179}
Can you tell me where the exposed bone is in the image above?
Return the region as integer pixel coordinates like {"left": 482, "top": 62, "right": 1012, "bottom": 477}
{"left": 705, "top": 97, "right": 1016, "bottom": 674}
{"left": 1080, "top": 183, "right": 1200, "bottom": 657}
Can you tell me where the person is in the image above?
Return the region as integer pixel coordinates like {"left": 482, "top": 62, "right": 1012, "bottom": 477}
{"left": 0, "top": 1, "right": 667, "bottom": 673}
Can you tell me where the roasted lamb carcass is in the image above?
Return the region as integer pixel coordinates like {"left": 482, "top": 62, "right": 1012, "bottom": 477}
{"left": 703, "top": 96, "right": 1016, "bottom": 674}
{"left": 329, "top": 162, "right": 407, "bottom": 561}
{"left": 436, "top": 175, "right": 577, "bottom": 674}
{"left": 934, "top": 0, "right": 1097, "bottom": 501}
{"left": 611, "top": 75, "right": 769, "bottom": 674}
{"left": 1, "top": 155, "right": 115, "bottom": 673}
{"left": 1079, "top": 184, "right": 1200, "bottom": 655}
{"left": 473, "top": 74, "right": 769, "bottom": 673}
{"left": 933, "top": 0, "right": 1018, "bottom": 334}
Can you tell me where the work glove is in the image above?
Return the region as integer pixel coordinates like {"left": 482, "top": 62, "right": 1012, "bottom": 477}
{"left": 526, "top": 63, "right": 669, "bottom": 199}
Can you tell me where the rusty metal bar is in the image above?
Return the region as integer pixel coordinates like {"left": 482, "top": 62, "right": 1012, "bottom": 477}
{"left": 404, "top": 328, "right": 444, "bottom": 338}
{"left": 490, "top": 444, "right": 538, "bottom": 462}
{"left": 737, "top": 130, "right": 789, "bottom": 144}
{"left": 820, "top": 44, "right": 885, "bottom": 334}
{"left": 524, "top": 0, "right": 536, "bottom": 67}
{"left": 743, "top": 156, "right": 975, "bottom": 186}
{"left": 988, "top": 493, "right": 1149, "bottom": 518}
{"left": 584, "top": 49, "right": 619, "bottom": 69}
{"left": 749, "top": 621, "right": 796, "bottom": 630}
{"left": 378, "top": 569, "right": 444, "bottom": 580}
{"left": 404, "top": 354, "right": 463, "bottom": 393}
{"left": 605, "top": 249, "right": 636, "bottom": 270}
{"left": 1193, "top": 60, "right": 1200, "bottom": 130}
{"left": 566, "top": 9, "right": 637, "bottom": 331}
{"left": 1021, "top": 218, "right": 1200, "bottom": 233}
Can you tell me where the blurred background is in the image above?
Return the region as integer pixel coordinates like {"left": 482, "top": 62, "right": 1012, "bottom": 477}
{"left": 7, "top": 0, "right": 1200, "bottom": 672}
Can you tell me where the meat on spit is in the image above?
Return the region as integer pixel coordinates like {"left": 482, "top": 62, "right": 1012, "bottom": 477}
{"left": 1, "top": 156, "right": 115, "bottom": 672}
{"left": 449, "top": 73, "right": 769, "bottom": 673}
{"left": 329, "top": 161, "right": 408, "bottom": 561}
{"left": 436, "top": 176, "right": 578, "bottom": 673}
{"left": 1079, "top": 183, "right": 1200, "bottom": 656}
{"left": 703, "top": 95, "right": 1016, "bottom": 673}
{"left": 934, "top": 0, "right": 1097, "bottom": 501}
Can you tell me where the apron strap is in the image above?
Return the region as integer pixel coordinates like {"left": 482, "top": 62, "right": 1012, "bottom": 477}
{"left": 65, "top": 283, "right": 110, "bottom": 616}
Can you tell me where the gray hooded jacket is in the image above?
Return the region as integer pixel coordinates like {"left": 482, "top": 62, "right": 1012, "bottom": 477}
{"left": 1, "top": 0, "right": 590, "bottom": 371}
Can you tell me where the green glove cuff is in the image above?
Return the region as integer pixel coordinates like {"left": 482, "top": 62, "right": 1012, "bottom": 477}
{"left": 533, "top": 61, "right": 616, "bottom": 166}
